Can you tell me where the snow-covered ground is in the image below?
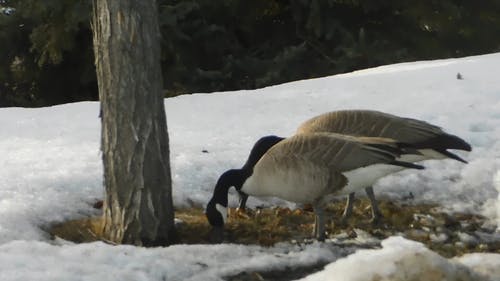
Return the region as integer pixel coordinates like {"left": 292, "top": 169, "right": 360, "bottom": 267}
{"left": 1, "top": 53, "right": 499, "bottom": 280}
{"left": 303, "top": 236, "right": 500, "bottom": 281}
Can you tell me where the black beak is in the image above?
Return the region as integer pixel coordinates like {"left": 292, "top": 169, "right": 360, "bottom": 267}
{"left": 208, "top": 226, "right": 224, "bottom": 243}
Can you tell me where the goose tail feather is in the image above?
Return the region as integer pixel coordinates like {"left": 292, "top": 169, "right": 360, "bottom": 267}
{"left": 390, "top": 160, "right": 425, "bottom": 170}
{"left": 438, "top": 149, "right": 468, "bottom": 163}
{"left": 417, "top": 134, "right": 472, "bottom": 152}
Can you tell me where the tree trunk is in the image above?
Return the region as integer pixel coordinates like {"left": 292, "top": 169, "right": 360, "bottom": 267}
{"left": 92, "top": 0, "right": 175, "bottom": 246}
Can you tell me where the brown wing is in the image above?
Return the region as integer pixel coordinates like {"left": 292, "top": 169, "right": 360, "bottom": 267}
{"left": 297, "top": 110, "right": 442, "bottom": 143}
{"left": 262, "top": 133, "right": 403, "bottom": 173}
{"left": 296, "top": 110, "right": 471, "bottom": 152}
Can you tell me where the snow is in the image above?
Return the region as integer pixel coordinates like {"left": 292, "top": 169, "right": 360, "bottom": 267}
{"left": 0, "top": 240, "right": 344, "bottom": 281}
{"left": 1, "top": 53, "right": 500, "bottom": 280}
{"left": 495, "top": 170, "right": 500, "bottom": 231}
{"left": 456, "top": 253, "right": 500, "bottom": 280}
{"left": 300, "top": 236, "right": 498, "bottom": 281}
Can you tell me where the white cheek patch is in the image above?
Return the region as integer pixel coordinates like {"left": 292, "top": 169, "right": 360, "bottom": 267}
{"left": 216, "top": 203, "right": 228, "bottom": 224}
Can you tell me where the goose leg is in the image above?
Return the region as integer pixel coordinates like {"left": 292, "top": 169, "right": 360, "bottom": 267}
{"left": 365, "top": 186, "right": 383, "bottom": 224}
{"left": 313, "top": 205, "right": 326, "bottom": 241}
{"left": 341, "top": 192, "right": 355, "bottom": 223}
{"left": 236, "top": 191, "right": 248, "bottom": 211}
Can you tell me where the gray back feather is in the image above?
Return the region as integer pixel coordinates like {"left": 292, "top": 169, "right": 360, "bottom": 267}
{"left": 296, "top": 110, "right": 444, "bottom": 144}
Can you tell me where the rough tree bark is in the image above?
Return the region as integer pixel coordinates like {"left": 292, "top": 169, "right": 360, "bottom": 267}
{"left": 92, "top": 0, "right": 175, "bottom": 246}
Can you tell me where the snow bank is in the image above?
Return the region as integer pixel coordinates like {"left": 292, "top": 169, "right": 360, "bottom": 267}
{"left": 300, "top": 237, "right": 500, "bottom": 281}
{"left": 495, "top": 170, "right": 500, "bottom": 231}
{"left": 0, "top": 104, "right": 102, "bottom": 243}
{"left": 0, "top": 240, "right": 344, "bottom": 281}
{"left": 455, "top": 253, "right": 500, "bottom": 280}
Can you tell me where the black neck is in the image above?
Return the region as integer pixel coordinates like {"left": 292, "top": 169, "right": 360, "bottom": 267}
{"left": 207, "top": 169, "right": 247, "bottom": 227}
{"left": 211, "top": 169, "right": 248, "bottom": 207}
{"left": 241, "top": 135, "right": 284, "bottom": 171}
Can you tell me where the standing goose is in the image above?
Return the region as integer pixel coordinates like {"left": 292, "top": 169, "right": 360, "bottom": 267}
{"left": 206, "top": 133, "right": 424, "bottom": 241}
{"left": 296, "top": 109, "right": 472, "bottom": 223}
{"left": 236, "top": 110, "right": 472, "bottom": 223}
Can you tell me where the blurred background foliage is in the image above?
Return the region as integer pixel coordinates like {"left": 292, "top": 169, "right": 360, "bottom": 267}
{"left": 1, "top": 0, "right": 500, "bottom": 106}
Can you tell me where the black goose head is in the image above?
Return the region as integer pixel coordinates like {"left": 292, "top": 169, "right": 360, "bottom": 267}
{"left": 206, "top": 169, "right": 245, "bottom": 227}
{"left": 205, "top": 135, "right": 284, "bottom": 242}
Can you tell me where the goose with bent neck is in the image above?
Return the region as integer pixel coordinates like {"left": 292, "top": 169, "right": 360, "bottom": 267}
{"left": 206, "top": 133, "right": 423, "bottom": 242}
{"left": 237, "top": 110, "right": 472, "bottom": 224}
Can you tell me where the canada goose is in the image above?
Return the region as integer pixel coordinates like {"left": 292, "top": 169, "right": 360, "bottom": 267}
{"left": 206, "top": 133, "right": 424, "bottom": 241}
{"left": 297, "top": 110, "right": 472, "bottom": 222}
{"left": 237, "top": 110, "right": 472, "bottom": 223}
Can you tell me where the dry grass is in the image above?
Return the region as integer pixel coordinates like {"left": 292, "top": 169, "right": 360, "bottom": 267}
{"left": 48, "top": 197, "right": 498, "bottom": 256}
{"left": 176, "top": 206, "right": 314, "bottom": 246}
{"left": 49, "top": 216, "right": 103, "bottom": 243}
